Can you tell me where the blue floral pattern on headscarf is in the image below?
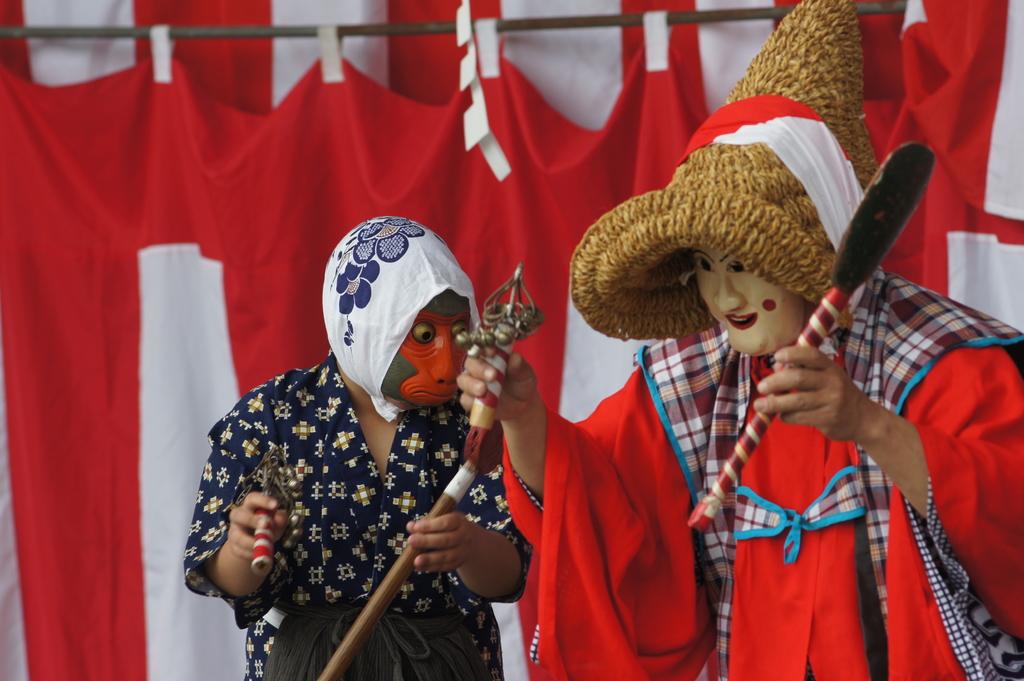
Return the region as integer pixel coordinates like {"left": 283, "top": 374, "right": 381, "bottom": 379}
{"left": 335, "top": 217, "right": 426, "bottom": 317}
{"left": 336, "top": 260, "right": 379, "bottom": 315}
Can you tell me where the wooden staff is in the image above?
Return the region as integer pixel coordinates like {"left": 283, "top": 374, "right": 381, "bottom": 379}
{"left": 317, "top": 263, "right": 543, "bottom": 681}
{"left": 688, "top": 142, "right": 936, "bottom": 532}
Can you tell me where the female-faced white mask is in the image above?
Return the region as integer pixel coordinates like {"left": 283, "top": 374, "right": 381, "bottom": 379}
{"left": 690, "top": 246, "right": 810, "bottom": 356}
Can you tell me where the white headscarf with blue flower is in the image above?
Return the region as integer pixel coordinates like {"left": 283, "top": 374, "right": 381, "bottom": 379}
{"left": 322, "top": 216, "right": 479, "bottom": 422}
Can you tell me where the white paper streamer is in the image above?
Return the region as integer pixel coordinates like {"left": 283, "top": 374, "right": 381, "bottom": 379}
{"left": 456, "top": 3, "right": 472, "bottom": 47}
{"left": 475, "top": 19, "right": 501, "bottom": 78}
{"left": 464, "top": 79, "right": 490, "bottom": 150}
{"left": 459, "top": 41, "right": 477, "bottom": 91}
{"left": 455, "top": 0, "right": 511, "bottom": 182}
{"left": 480, "top": 134, "right": 511, "bottom": 181}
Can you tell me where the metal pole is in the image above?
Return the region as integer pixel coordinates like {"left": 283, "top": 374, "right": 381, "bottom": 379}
{"left": 0, "top": 2, "right": 905, "bottom": 40}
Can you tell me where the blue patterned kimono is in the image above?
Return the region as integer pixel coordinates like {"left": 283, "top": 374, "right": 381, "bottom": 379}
{"left": 183, "top": 353, "right": 530, "bottom": 680}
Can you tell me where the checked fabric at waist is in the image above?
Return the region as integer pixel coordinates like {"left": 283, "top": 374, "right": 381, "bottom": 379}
{"left": 734, "top": 465, "right": 866, "bottom": 564}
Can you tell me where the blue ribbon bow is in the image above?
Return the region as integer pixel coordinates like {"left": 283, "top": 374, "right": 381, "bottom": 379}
{"left": 735, "top": 465, "right": 866, "bottom": 564}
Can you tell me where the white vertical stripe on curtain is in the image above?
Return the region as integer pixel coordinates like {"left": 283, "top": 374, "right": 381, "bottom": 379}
{"left": 558, "top": 296, "right": 644, "bottom": 423}
{"left": 493, "top": 602, "right": 529, "bottom": 681}
{"left": 271, "top": 0, "right": 388, "bottom": 108}
{"left": 696, "top": 0, "right": 774, "bottom": 114}
{"left": 500, "top": 0, "right": 622, "bottom": 130}
{"left": 947, "top": 232, "right": 1024, "bottom": 332}
{"left": 984, "top": 0, "right": 1024, "bottom": 220}
{"left": 0, "top": 294, "right": 30, "bottom": 681}
{"left": 900, "top": 0, "right": 927, "bottom": 35}
{"left": 22, "top": 0, "right": 135, "bottom": 86}
{"left": 139, "top": 245, "right": 246, "bottom": 681}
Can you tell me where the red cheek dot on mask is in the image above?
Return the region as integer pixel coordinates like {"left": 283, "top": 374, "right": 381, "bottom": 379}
{"left": 762, "top": 299, "right": 777, "bottom": 311}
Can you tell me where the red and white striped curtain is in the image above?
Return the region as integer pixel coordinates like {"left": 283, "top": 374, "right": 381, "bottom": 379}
{"left": 1, "top": 2, "right": 1021, "bottom": 681}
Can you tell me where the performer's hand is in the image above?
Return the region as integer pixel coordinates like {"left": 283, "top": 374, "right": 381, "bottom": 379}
{"left": 752, "top": 345, "right": 878, "bottom": 442}
{"left": 405, "top": 512, "right": 480, "bottom": 572}
{"left": 753, "top": 344, "right": 930, "bottom": 513}
{"left": 406, "top": 513, "right": 523, "bottom": 597}
{"left": 223, "top": 492, "right": 289, "bottom": 563}
{"left": 457, "top": 351, "right": 539, "bottom": 424}
{"left": 458, "top": 350, "right": 548, "bottom": 499}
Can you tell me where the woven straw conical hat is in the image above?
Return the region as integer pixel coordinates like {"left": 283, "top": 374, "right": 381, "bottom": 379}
{"left": 571, "top": 0, "right": 876, "bottom": 340}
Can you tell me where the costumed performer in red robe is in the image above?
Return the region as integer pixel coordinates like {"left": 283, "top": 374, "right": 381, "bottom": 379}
{"left": 457, "top": 1, "right": 1024, "bottom": 679}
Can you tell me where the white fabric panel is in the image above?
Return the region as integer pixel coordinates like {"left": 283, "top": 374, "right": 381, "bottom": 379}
{"left": 696, "top": 0, "right": 774, "bottom": 113}
{"left": 23, "top": 0, "right": 135, "bottom": 86}
{"left": 501, "top": 0, "right": 622, "bottom": 130}
{"left": 947, "top": 232, "right": 1024, "bottom": 331}
{"left": 0, "top": 296, "right": 30, "bottom": 681}
{"left": 901, "top": 0, "right": 927, "bottom": 35}
{"left": 272, "top": 1, "right": 388, "bottom": 107}
{"left": 558, "top": 295, "right": 646, "bottom": 423}
{"left": 492, "top": 602, "right": 528, "bottom": 681}
{"left": 139, "top": 245, "right": 246, "bottom": 681}
{"left": 984, "top": 0, "right": 1024, "bottom": 220}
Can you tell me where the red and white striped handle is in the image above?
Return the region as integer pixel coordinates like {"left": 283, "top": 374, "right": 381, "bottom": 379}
{"left": 688, "top": 287, "right": 850, "bottom": 531}
{"left": 467, "top": 343, "right": 512, "bottom": 432}
{"left": 251, "top": 508, "right": 274, "bottom": 575}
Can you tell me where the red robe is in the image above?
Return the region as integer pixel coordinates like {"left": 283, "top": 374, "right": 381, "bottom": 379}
{"left": 505, "top": 346, "right": 1024, "bottom": 681}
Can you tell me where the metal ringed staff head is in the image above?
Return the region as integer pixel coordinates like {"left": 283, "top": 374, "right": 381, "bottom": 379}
{"left": 455, "top": 262, "right": 544, "bottom": 355}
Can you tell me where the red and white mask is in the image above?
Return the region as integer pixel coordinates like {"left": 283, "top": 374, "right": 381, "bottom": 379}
{"left": 691, "top": 246, "right": 810, "bottom": 356}
{"left": 380, "top": 291, "right": 471, "bottom": 409}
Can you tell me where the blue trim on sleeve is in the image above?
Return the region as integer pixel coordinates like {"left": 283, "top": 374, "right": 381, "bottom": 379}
{"left": 637, "top": 346, "right": 702, "bottom": 508}
{"left": 894, "top": 335, "right": 1024, "bottom": 415}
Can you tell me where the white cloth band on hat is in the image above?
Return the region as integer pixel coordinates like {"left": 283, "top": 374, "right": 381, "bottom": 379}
{"left": 322, "top": 217, "right": 478, "bottom": 422}
{"left": 712, "top": 116, "right": 863, "bottom": 252}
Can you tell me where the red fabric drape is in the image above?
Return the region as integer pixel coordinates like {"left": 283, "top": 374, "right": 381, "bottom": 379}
{"left": 0, "top": 44, "right": 711, "bottom": 679}
{"left": 1, "top": 3, "right": 1021, "bottom": 679}
{"left": 133, "top": 1, "right": 273, "bottom": 114}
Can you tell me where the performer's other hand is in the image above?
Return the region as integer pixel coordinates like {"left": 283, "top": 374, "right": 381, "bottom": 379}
{"left": 457, "top": 351, "right": 539, "bottom": 423}
{"left": 406, "top": 512, "right": 479, "bottom": 572}
{"left": 458, "top": 350, "right": 548, "bottom": 499}
{"left": 224, "top": 492, "right": 289, "bottom": 563}
{"left": 752, "top": 344, "right": 877, "bottom": 442}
